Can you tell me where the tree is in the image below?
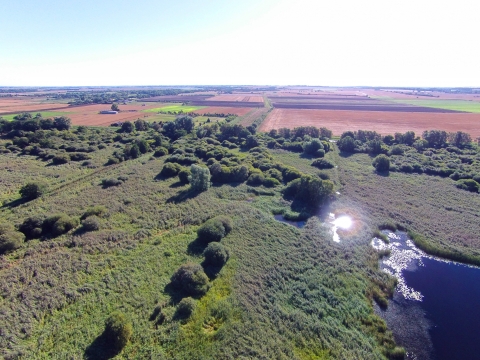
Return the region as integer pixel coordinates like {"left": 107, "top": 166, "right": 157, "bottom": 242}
{"left": 170, "top": 263, "right": 209, "bottom": 296}
{"left": 121, "top": 121, "right": 134, "bottom": 133}
{"left": 134, "top": 119, "right": 148, "bottom": 131}
{"left": 137, "top": 139, "right": 149, "bottom": 154}
{"left": 111, "top": 103, "right": 120, "bottom": 112}
{"left": 422, "top": 130, "right": 448, "bottom": 148}
{"left": 104, "top": 311, "right": 132, "bottom": 350}
{"left": 448, "top": 131, "right": 472, "bottom": 147}
{"left": 53, "top": 116, "right": 71, "bottom": 130}
{"left": 189, "top": 164, "right": 210, "bottom": 192}
{"left": 203, "top": 242, "right": 229, "bottom": 267}
{"left": 175, "top": 116, "right": 194, "bottom": 133}
{"left": 19, "top": 182, "right": 46, "bottom": 200}
{"left": 337, "top": 136, "right": 355, "bottom": 152}
{"left": 372, "top": 154, "right": 390, "bottom": 172}
{"left": 303, "top": 138, "right": 324, "bottom": 155}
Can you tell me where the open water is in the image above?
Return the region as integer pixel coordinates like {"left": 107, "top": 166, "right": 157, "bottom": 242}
{"left": 372, "top": 232, "right": 480, "bottom": 360}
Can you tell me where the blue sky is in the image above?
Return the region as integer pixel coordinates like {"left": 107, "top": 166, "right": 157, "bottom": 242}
{"left": 1, "top": 0, "right": 478, "bottom": 86}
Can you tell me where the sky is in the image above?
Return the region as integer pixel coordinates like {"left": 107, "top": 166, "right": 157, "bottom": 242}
{"left": 0, "top": 0, "right": 479, "bottom": 87}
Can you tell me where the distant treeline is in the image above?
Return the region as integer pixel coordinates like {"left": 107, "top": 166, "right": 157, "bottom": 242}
{"left": 48, "top": 89, "right": 198, "bottom": 106}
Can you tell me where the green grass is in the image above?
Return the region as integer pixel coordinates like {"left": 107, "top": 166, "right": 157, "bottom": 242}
{"left": 143, "top": 105, "right": 206, "bottom": 113}
{"left": 1, "top": 111, "right": 71, "bottom": 121}
{"left": 387, "top": 98, "right": 480, "bottom": 113}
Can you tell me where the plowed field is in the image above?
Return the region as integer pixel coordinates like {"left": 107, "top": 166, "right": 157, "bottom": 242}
{"left": 56, "top": 104, "right": 163, "bottom": 126}
{"left": 260, "top": 109, "right": 480, "bottom": 137}
{"left": 206, "top": 94, "right": 264, "bottom": 102}
{"left": 0, "top": 98, "right": 70, "bottom": 114}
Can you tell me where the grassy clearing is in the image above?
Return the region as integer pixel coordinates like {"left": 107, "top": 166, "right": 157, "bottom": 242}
{"left": 143, "top": 105, "right": 206, "bottom": 113}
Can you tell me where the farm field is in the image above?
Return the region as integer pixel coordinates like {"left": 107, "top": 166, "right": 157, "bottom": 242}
{"left": 52, "top": 103, "right": 167, "bottom": 126}
{"left": 260, "top": 108, "right": 480, "bottom": 137}
{"left": 387, "top": 99, "right": 480, "bottom": 113}
{"left": 236, "top": 107, "right": 271, "bottom": 126}
{"left": 143, "top": 104, "right": 206, "bottom": 113}
{"left": 0, "top": 98, "right": 71, "bottom": 114}
{"left": 1, "top": 111, "right": 71, "bottom": 121}
{"left": 194, "top": 106, "right": 253, "bottom": 116}
{"left": 206, "top": 94, "right": 264, "bottom": 102}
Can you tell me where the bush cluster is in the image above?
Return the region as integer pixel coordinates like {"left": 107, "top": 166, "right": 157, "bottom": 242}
{"left": 196, "top": 216, "right": 232, "bottom": 242}
{"left": 170, "top": 263, "right": 209, "bottom": 296}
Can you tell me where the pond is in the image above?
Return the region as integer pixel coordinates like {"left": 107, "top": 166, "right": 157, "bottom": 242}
{"left": 372, "top": 231, "right": 480, "bottom": 360}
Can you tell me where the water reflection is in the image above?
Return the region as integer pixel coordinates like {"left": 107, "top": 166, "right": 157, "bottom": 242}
{"left": 327, "top": 213, "right": 353, "bottom": 242}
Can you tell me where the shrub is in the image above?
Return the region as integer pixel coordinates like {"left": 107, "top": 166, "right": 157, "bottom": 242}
{"left": 246, "top": 172, "right": 265, "bottom": 186}
{"left": 264, "top": 177, "right": 281, "bottom": 187}
{"left": 20, "top": 182, "right": 46, "bottom": 200}
{"left": 203, "top": 242, "right": 229, "bottom": 267}
{"left": 52, "top": 153, "right": 70, "bottom": 165}
{"left": 282, "top": 166, "right": 302, "bottom": 182}
{"left": 70, "top": 152, "right": 91, "bottom": 161}
{"left": 178, "top": 168, "right": 191, "bottom": 184}
{"left": 19, "top": 216, "right": 44, "bottom": 239}
{"left": 43, "top": 214, "right": 78, "bottom": 237}
{"left": 170, "top": 263, "right": 209, "bottom": 296}
{"left": 311, "top": 158, "right": 334, "bottom": 169}
{"left": 81, "top": 205, "right": 107, "bottom": 220}
{"left": 372, "top": 154, "right": 390, "bottom": 172}
{"left": 317, "top": 172, "right": 330, "bottom": 180}
{"left": 102, "top": 178, "right": 122, "bottom": 187}
{"left": 0, "top": 223, "right": 25, "bottom": 254}
{"left": 456, "top": 179, "right": 480, "bottom": 192}
{"left": 266, "top": 168, "right": 282, "bottom": 181}
{"left": 176, "top": 297, "right": 196, "bottom": 318}
{"left": 81, "top": 216, "right": 101, "bottom": 232}
{"left": 160, "top": 162, "right": 182, "bottom": 177}
{"left": 154, "top": 147, "right": 168, "bottom": 157}
{"left": 189, "top": 164, "right": 211, "bottom": 192}
{"left": 104, "top": 311, "right": 133, "bottom": 351}
{"left": 303, "top": 138, "right": 324, "bottom": 155}
{"left": 284, "top": 175, "right": 334, "bottom": 207}
{"left": 197, "top": 218, "right": 226, "bottom": 243}
{"left": 337, "top": 135, "right": 355, "bottom": 152}
{"left": 106, "top": 157, "right": 120, "bottom": 165}
{"left": 214, "top": 215, "right": 233, "bottom": 234}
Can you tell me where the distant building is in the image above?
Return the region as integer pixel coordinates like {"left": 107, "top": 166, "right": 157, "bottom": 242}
{"left": 99, "top": 110, "right": 118, "bottom": 114}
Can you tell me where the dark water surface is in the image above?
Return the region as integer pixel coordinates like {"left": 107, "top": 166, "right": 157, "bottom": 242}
{"left": 273, "top": 214, "right": 305, "bottom": 228}
{"left": 373, "top": 232, "right": 480, "bottom": 360}
{"left": 404, "top": 258, "right": 480, "bottom": 360}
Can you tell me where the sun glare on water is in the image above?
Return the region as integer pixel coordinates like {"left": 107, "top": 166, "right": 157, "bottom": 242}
{"left": 333, "top": 216, "right": 353, "bottom": 230}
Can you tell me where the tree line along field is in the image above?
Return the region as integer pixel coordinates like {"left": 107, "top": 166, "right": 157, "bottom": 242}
{"left": 0, "top": 87, "right": 479, "bottom": 358}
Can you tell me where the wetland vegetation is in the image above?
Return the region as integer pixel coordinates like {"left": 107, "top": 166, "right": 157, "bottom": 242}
{"left": 0, "top": 109, "right": 479, "bottom": 359}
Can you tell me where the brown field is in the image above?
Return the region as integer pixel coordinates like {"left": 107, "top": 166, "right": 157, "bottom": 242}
{"left": 260, "top": 108, "right": 480, "bottom": 137}
{"left": 58, "top": 104, "right": 162, "bottom": 126}
{"left": 0, "top": 98, "right": 71, "bottom": 114}
{"left": 206, "top": 94, "right": 264, "bottom": 102}
{"left": 195, "top": 107, "right": 252, "bottom": 116}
